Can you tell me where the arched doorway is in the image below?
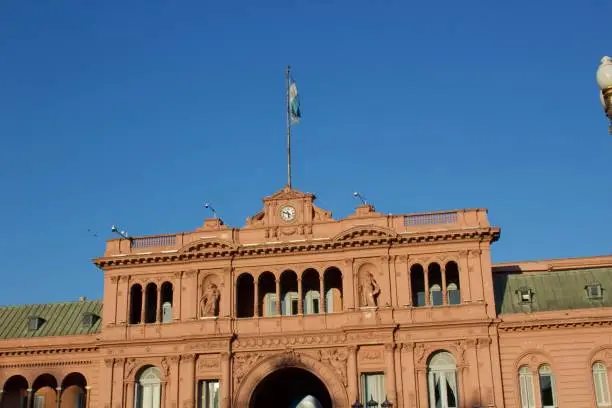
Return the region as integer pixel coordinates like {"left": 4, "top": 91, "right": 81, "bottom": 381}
{"left": 250, "top": 367, "right": 331, "bottom": 408}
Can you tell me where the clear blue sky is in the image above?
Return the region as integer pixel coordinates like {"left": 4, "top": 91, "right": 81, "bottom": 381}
{"left": 1, "top": 1, "right": 610, "bottom": 305}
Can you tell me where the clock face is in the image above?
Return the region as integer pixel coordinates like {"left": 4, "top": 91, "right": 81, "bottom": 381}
{"left": 280, "top": 205, "right": 296, "bottom": 222}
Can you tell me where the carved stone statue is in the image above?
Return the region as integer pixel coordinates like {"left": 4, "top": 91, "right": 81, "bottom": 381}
{"left": 359, "top": 273, "right": 380, "bottom": 307}
{"left": 199, "top": 283, "right": 220, "bottom": 317}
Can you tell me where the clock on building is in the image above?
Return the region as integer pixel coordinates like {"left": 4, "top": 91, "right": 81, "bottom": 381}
{"left": 280, "top": 205, "right": 296, "bottom": 222}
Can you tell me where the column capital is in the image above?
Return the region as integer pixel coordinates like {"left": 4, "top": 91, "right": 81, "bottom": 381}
{"left": 384, "top": 343, "right": 396, "bottom": 352}
{"left": 347, "top": 345, "right": 359, "bottom": 353}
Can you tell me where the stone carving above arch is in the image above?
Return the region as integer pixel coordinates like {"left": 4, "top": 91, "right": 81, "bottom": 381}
{"left": 179, "top": 238, "right": 237, "bottom": 255}
{"left": 514, "top": 349, "right": 556, "bottom": 372}
{"left": 233, "top": 349, "right": 349, "bottom": 408}
{"left": 588, "top": 345, "right": 612, "bottom": 368}
{"left": 332, "top": 225, "right": 398, "bottom": 242}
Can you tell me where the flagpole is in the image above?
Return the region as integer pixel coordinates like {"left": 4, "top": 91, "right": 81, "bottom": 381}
{"left": 285, "top": 65, "right": 292, "bottom": 189}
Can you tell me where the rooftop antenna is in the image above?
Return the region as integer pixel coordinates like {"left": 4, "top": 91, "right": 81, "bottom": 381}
{"left": 110, "top": 224, "right": 130, "bottom": 239}
{"left": 352, "top": 191, "right": 368, "bottom": 206}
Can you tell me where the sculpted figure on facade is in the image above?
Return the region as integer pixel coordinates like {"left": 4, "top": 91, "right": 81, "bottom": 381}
{"left": 359, "top": 271, "right": 380, "bottom": 307}
{"left": 199, "top": 282, "right": 220, "bottom": 317}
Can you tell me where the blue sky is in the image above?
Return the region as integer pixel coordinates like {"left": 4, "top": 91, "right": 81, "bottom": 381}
{"left": 0, "top": 1, "right": 610, "bottom": 305}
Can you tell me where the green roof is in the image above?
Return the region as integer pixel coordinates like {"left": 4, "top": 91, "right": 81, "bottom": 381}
{"left": 0, "top": 299, "right": 102, "bottom": 339}
{"left": 494, "top": 267, "right": 612, "bottom": 315}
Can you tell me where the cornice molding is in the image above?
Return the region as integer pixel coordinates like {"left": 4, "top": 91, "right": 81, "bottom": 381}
{"left": 499, "top": 317, "right": 612, "bottom": 332}
{"left": 0, "top": 360, "right": 94, "bottom": 369}
{"left": 95, "top": 227, "right": 500, "bottom": 269}
{"left": 0, "top": 346, "right": 98, "bottom": 357}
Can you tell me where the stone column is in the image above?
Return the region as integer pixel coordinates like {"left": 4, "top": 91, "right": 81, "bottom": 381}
{"left": 297, "top": 277, "right": 303, "bottom": 314}
{"left": 442, "top": 264, "right": 448, "bottom": 305}
{"left": 275, "top": 279, "right": 281, "bottom": 315}
{"left": 179, "top": 354, "right": 196, "bottom": 407}
{"left": 157, "top": 285, "right": 163, "bottom": 322}
{"left": 319, "top": 276, "right": 325, "bottom": 313}
{"left": 0, "top": 389, "right": 4, "bottom": 407}
{"left": 395, "top": 256, "right": 410, "bottom": 307}
{"left": 173, "top": 272, "right": 182, "bottom": 321}
{"left": 384, "top": 344, "right": 397, "bottom": 403}
{"left": 424, "top": 270, "right": 430, "bottom": 306}
{"left": 221, "top": 352, "right": 231, "bottom": 408}
{"left": 26, "top": 389, "right": 33, "bottom": 408}
{"left": 347, "top": 345, "right": 359, "bottom": 403}
{"left": 253, "top": 279, "right": 259, "bottom": 317}
{"left": 84, "top": 386, "right": 91, "bottom": 408}
{"left": 140, "top": 287, "right": 146, "bottom": 323}
{"left": 55, "top": 387, "right": 61, "bottom": 408}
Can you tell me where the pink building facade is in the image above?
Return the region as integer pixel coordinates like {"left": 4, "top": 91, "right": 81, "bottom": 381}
{"left": 0, "top": 186, "right": 610, "bottom": 408}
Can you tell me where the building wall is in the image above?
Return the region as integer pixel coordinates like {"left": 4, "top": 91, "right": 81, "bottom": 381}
{"left": 1, "top": 192, "right": 611, "bottom": 408}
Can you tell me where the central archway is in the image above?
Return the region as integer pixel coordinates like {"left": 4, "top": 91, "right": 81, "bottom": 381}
{"left": 250, "top": 367, "right": 331, "bottom": 408}
{"left": 233, "top": 350, "right": 349, "bottom": 408}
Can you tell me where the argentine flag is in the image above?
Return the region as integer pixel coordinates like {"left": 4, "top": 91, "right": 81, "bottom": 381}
{"left": 289, "top": 79, "right": 301, "bottom": 124}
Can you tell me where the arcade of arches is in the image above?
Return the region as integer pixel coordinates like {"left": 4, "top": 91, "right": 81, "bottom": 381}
{"left": 1, "top": 372, "right": 88, "bottom": 408}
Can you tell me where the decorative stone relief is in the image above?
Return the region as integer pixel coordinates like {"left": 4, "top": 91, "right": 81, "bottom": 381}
{"left": 233, "top": 352, "right": 267, "bottom": 385}
{"left": 197, "top": 355, "right": 221, "bottom": 373}
{"left": 318, "top": 348, "right": 348, "bottom": 386}
{"left": 161, "top": 357, "right": 170, "bottom": 377}
{"left": 124, "top": 358, "right": 138, "bottom": 379}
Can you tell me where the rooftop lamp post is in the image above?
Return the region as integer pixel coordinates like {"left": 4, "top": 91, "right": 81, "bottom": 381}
{"left": 596, "top": 56, "right": 612, "bottom": 134}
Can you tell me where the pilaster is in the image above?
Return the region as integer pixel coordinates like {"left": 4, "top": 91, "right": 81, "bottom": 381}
{"left": 384, "top": 344, "right": 397, "bottom": 404}
{"left": 347, "top": 345, "right": 359, "bottom": 402}
{"left": 221, "top": 352, "right": 231, "bottom": 408}
{"left": 173, "top": 271, "right": 182, "bottom": 321}
{"left": 179, "top": 354, "right": 196, "bottom": 407}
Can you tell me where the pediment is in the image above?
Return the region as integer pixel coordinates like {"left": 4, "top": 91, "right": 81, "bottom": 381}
{"left": 179, "top": 238, "right": 237, "bottom": 254}
{"left": 332, "top": 225, "right": 398, "bottom": 242}
{"left": 264, "top": 186, "right": 314, "bottom": 201}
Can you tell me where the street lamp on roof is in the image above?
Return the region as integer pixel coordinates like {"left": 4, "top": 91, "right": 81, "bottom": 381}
{"left": 596, "top": 56, "right": 612, "bottom": 134}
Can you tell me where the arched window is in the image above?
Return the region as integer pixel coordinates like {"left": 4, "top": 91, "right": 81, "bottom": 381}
{"left": 593, "top": 362, "right": 611, "bottom": 407}
{"left": 136, "top": 366, "right": 162, "bottom": 408}
{"left": 144, "top": 283, "right": 158, "bottom": 323}
{"left": 519, "top": 366, "right": 536, "bottom": 408}
{"left": 324, "top": 267, "right": 343, "bottom": 313}
{"left": 410, "top": 264, "right": 425, "bottom": 306}
{"left": 427, "top": 351, "right": 458, "bottom": 408}
{"left": 538, "top": 365, "right": 557, "bottom": 408}
{"left": 445, "top": 261, "right": 461, "bottom": 305}
{"left": 428, "top": 263, "right": 443, "bottom": 306}
{"left": 129, "top": 284, "right": 143, "bottom": 324}
{"left": 160, "top": 282, "right": 173, "bottom": 323}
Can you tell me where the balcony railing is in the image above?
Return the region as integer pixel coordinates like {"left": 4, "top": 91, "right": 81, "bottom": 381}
{"left": 130, "top": 234, "right": 176, "bottom": 249}
{"left": 404, "top": 211, "right": 457, "bottom": 226}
